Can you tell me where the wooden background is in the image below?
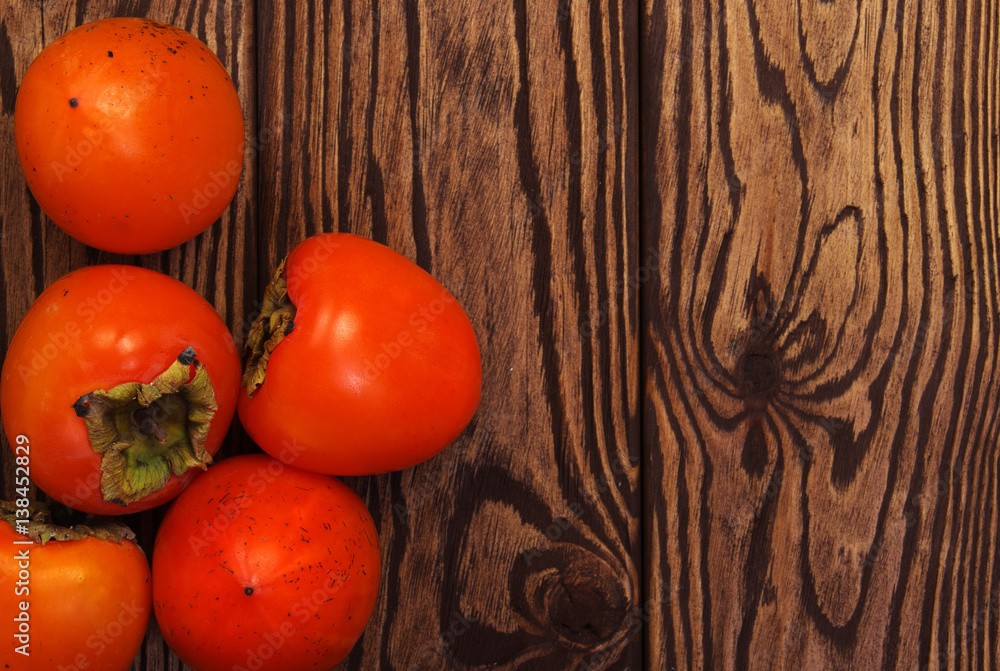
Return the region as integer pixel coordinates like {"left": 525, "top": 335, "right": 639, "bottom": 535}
{"left": 0, "top": 0, "right": 997, "bottom": 669}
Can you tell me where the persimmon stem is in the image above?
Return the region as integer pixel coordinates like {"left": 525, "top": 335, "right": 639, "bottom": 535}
{"left": 242, "top": 258, "right": 296, "bottom": 397}
{"left": 0, "top": 501, "right": 137, "bottom": 544}
{"left": 72, "top": 347, "right": 218, "bottom": 506}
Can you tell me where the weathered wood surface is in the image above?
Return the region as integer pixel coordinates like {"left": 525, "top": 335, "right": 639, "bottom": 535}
{"left": 253, "top": 1, "right": 639, "bottom": 669}
{"left": 1, "top": 0, "right": 640, "bottom": 669}
{"left": 0, "top": 0, "right": 998, "bottom": 669}
{"left": 641, "top": 0, "right": 1000, "bottom": 669}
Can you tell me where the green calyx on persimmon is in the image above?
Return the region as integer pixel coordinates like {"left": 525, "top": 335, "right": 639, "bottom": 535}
{"left": 72, "top": 347, "right": 217, "bottom": 506}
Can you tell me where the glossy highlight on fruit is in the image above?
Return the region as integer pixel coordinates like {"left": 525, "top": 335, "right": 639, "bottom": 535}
{"left": 0, "top": 265, "right": 241, "bottom": 515}
{"left": 152, "top": 454, "right": 380, "bottom": 671}
{"left": 238, "top": 232, "right": 483, "bottom": 475}
{"left": 0, "top": 505, "right": 152, "bottom": 671}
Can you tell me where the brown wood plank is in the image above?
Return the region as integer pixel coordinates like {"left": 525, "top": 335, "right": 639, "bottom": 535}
{"left": 641, "top": 0, "right": 1000, "bottom": 668}
{"left": 256, "top": 1, "right": 640, "bottom": 669}
{"left": 0, "top": 2, "right": 256, "bottom": 670}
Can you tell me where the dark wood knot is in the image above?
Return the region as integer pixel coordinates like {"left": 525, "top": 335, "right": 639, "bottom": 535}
{"left": 522, "top": 545, "right": 631, "bottom": 645}
{"left": 740, "top": 351, "right": 779, "bottom": 397}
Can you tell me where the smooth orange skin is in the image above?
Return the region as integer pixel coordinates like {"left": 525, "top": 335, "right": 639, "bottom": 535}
{"left": 152, "top": 454, "right": 380, "bottom": 671}
{"left": 0, "top": 265, "right": 241, "bottom": 515}
{"left": 14, "top": 18, "right": 244, "bottom": 254}
{"left": 0, "top": 521, "right": 152, "bottom": 671}
{"left": 238, "top": 233, "right": 483, "bottom": 475}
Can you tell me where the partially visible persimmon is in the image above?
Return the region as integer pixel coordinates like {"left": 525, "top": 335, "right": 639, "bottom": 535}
{"left": 0, "top": 504, "right": 152, "bottom": 671}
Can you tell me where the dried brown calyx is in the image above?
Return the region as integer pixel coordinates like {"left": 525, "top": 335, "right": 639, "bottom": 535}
{"left": 242, "top": 258, "right": 295, "bottom": 397}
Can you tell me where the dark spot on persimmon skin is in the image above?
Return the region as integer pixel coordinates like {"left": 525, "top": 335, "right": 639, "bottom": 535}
{"left": 69, "top": 97, "right": 78, "bottom": 107}
{"left": 107, "top": 50, "right": 114, "bottom": 57}
{"left": 244, "top": 586, "right": 253, "bottom": 596}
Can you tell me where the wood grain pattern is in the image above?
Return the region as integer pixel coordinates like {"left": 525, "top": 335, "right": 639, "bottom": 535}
{"left": 641, "top": 0, "right": 1000, "bottom": 669}
{"left": 255, "top": 1, "right": 640, "bottom": 668}
{"left": 2, "top": 0, "right": 998, "bottom": 669}
{"left": 0, "top": 0, "right": 641, "bottom": 669}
